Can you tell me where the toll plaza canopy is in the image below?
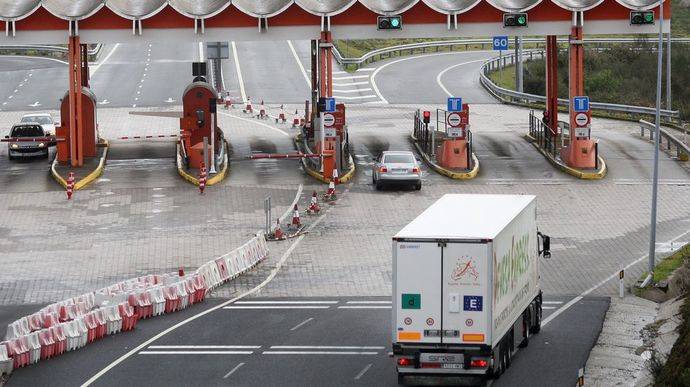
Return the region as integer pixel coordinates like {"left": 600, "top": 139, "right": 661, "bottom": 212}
{"left": 0, "top": 0, "right": 669, "bottom": 43}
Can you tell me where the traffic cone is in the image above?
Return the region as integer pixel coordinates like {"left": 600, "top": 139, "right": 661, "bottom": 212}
{"left": 292, "top": 110, "right": 301, "bottom": 128}
{"left": 277, "top": 104, "right": 287, "bottom": 124}
{"left": 258, "top": 100, "right": 267, "bottom": 119}
{"left": 272, "top": 218, "right": 285, "bottom": 240}
{"left": 66, "top": 172, "right": 75, "bottom": 200}
{"left": 243, "top": 97, "right": 253, "bottom": 114}
{"left": 199, "top": 163, "right": 207, "bottom": 194}
{"left": 332, "top": 168, "right": 340, "bottom": 185}
{"left": 178, "top": 267, "right": 185, "bottom": 277}
{"left": 307, "top": 191, "right": 320, "bottom": 215}
{"left": 289, "top": 204, "right": 301, "bottom": 230}
{"left": 323, "top": 180, "right": 336, "bottom": 202}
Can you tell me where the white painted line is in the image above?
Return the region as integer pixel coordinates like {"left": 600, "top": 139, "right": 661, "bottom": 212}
{"left": 332, "top": 95, "right": 378, "bottom": 101}
{"left": 263, "top": 351, "right": 379, "bottom": 355}
{"left": 290, "top": 317, "right": 314, "bottom": 331}
{"left": 333, "top": 75, "right": 370, "bottom": 80}
{"left": 542, "top": 228, "right": 690, "bottom": 327}
{"left": 231, "top": 41, "right": 247, "bottom": 103}
{"left": 338, "top": 306, "right": 391, "bottom": 309}
{"left": 139, "top": 351, "right": 253, "bottom": 355}
{"left": 371, "top": 51, "right": 493, "bottom": 104}
{"left": 356, "top": 68, "right": 376, "bottom": 72}
{"left": 90, "top": 43, "right": 120, "bottom": 77}
{"left": 148, "top": 346, "right": 260, "bottom": 349}
{"left": 542, "top": 301, "right": 563, "bottom": 305}
{"left": 436, "top": 58, "right": 489, "bottom": 98}
{"left": 346, "top": 301, "right": 391, "bottom": 304}
{"left": 218, "top": 111, "right": 289, "bottom": 137}
{"left": 235, "top": 301, "right": 338, "bottom": 304}
{"left": 223, "top": 363, "right": 245, "bottom": 379}
{"left": 224, "top": 306, "right": 330, "bottom": 310}
{"left": 333, "top": 88, "right": 373, "bottom": 94}
{"left": 542, "top": 306, "right": 557, "bottom": 310}
{"left": 287, "top": 40, "right": 311, "bottom": 89}
{"left": 355, "top": 364, "right": 373, "bottom": 380}
{"left": 271, "top": 346, "right": 385, "bottom": 349}
{"left": 82, "top": 184, "right": 323, "bottom": 387}
{"left": 198, "top": 42, "right": 204, "bottom": 62}
{"left": 333, "top": 81, "right": 370, "bottom": 87}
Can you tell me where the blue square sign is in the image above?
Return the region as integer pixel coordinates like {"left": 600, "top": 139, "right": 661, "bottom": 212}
{"left": 324, "top": 97, "right": 336, "bottom": 113}
{"left": 464, "top": 296, "right": 483, "bottom": 312}
{"left": 573, "top": 96, "right": 590, "bottom": 113}
{"left": 492, "top": 36, "right": 509, "bottom": 51}
{"left": 447, "top": 97, "right": 463, "bottom": 112}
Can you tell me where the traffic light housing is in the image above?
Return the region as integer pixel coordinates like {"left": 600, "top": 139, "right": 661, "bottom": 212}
{"left": 630, "top": 11, "right": 654, "bottom": 25}
{"left": 503, "top": 13, "right": 528, "bottom": 27}
{"left": 378, "top": 16, "right": 402, "bottom": 30}
{"left": 422, "top": 111, "right": 431, "bottom": 124}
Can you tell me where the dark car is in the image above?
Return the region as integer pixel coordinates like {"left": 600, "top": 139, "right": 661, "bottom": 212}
{"left": 6, "top": 123, "right": 50, "bottom": 160}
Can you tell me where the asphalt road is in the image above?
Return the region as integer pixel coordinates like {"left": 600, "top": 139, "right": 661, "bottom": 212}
{"left": 6, "top": 296, "right": 609, "bottom": 386}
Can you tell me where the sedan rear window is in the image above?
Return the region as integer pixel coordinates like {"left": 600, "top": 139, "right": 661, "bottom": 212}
{"left": 384, "top": 154, "right": 414, "bottom": 164}
{"left": 10, "top": 125, "right": 44, "bottom": 138}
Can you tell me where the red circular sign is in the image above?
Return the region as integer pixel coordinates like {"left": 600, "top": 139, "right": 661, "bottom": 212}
{"left": 447, "top": 113, "right": 462, "bottom": 128}
{"left": 426, "top": 318, "right": 434, "bottom": 326}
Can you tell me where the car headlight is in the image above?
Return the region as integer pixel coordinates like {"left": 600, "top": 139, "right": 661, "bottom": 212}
{"left": 38, "top": 143, "right": 45, "bottom": 148}
{"left": 11, "top": 143, "right": 19, "bottom": 149}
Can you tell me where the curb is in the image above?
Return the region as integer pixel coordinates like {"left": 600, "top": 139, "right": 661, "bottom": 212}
{"left": 525, "top": 134, "right": 607, "bottom": 180}
{"left": 409, "top": 135, "right": 479, "bottom": 180}
{"left": 177, "top": 140, "right": 230, "bottom": 186}
{"left": 293, "top": 135, "right": 356, "bottom": 184}
{"left": 50, "top": 140, "right": 109, "bottom": 190}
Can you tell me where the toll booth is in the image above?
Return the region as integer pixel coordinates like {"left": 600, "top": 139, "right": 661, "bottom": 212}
{"left": 179, "top": 80, "right": 222, "bottom": 170}
{"left": 56, "top": 87, "right": 98, "bottom": 164}
{"left": 437, "top": 104, "right": 471, "bottom": 170}
{"left": 314, "top": 103, "right": 347, "bottom": 179}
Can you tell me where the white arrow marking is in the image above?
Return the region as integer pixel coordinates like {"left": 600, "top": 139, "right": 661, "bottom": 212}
{"left": 29, "top": 101, "right": 41, "bottom": 107}
{"left": 164, "top": 98, "right": 176, "bottom": 103}
{"left": 98, "top": 99, "right": 110, "bottom": 105}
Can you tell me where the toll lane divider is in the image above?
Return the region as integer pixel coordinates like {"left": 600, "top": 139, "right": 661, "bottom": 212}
{"left": 524, "top": 134, "right": 607, "bottom": 180}
{"left": 293, "top": 133, "right": 356, "bottom": 184}
{"left": 176, "top": 139, "right": 230, "bottom": 187}
{"left": 1, "top": 231, "right": 269, "bottom": 376}
{"left": 51, "top": 140, "right": 109, "bottom": 191}
{"left": 409, "top": 134, "right": 479, "bottom": 180}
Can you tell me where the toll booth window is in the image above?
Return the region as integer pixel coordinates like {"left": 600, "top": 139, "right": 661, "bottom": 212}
{"left": 21, "top": 116, "right": 51, "bottom": 125}
{"left": 384, "top": 154, "right": 415, "bottom": 164}
{"left": 11, "top": 125, "right": 43, "bottom": 137}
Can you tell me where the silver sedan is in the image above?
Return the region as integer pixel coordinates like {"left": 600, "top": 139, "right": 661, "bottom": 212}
{"left": 372, "top": 151, "right": 422, "bottom": 191}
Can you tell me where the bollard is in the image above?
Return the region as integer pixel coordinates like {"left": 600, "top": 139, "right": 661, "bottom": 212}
{"left": 619, "top": 266, "right": 625, "bottom": 298}
{"left": 66, "top": 172, "right": 75, "bottom": 200}
{"left": 199, "top": 162, "right": 207, "bottom": 194}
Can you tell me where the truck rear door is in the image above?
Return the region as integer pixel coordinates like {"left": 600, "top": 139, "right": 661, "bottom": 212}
{"left": 394, "top": 241, "right": 442, "bottom": 344}
{"left": 441, "top": 242, "right": 490, "bottom": 345}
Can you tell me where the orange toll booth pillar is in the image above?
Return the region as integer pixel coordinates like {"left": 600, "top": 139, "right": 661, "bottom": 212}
{"left": 437, "top": 104, "right": 471, "bottom": 170}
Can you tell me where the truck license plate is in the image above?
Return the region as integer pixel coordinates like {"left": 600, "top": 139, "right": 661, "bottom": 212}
{"left": 442, "top": 363, "right": 463, "bottom": 369}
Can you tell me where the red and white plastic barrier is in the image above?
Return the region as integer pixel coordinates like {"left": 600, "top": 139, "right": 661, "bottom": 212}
{"left": 116, "top": 135, "right": 178, "bottom": 140}
{"left": 66, "top": 172, "right": 75, "bottom": 200}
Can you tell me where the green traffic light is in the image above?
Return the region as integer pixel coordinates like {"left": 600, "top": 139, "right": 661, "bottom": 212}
{"left": 391, "top": 18, "right": 400, "bottom": 28}
{"left": 518, "top": 16, "right": 526, "bottom": 25}
{"left": 644, "top": 13, "right": 654, "bottom": 22}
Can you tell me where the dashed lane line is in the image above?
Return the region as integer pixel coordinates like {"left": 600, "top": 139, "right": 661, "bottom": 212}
{"left": 223, "top": 363, "right": 246, "bottom": 379}
{"left": 290, "top": 318, "right": 314, "bottom": 331}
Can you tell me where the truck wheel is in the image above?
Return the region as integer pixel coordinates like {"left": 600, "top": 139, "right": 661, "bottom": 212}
{"left": 489, "top": 345, "right": 504, "bottom": 379}
{"left": 530, "top": 302, "right": 542, "bottom": 334}
{"left": 375, "top": 181, "right": 383, "bottom": 191}
{"left": 506, "top": 341, "right": 513, "bottom": 369}
{"left": 397, "top": 374, "right": 405, "bottom": 385}
{"left": 520, "top": 312, "right": 530, "bottom": 348}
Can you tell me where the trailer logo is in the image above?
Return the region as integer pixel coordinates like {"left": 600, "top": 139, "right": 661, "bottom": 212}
{"left": 450, "top": 256, "right": 479, "bottom": 284}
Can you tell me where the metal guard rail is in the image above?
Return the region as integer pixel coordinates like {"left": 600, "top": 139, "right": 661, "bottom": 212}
{"left": 0, "top": 43, "right": 102, "bottom": 56}
{"left": 333, "top": 37, "right": 690, "bottom": 67}
{"left": 479, "top": 50, "right": 682, "bottom": 123}
{"left": 638, "top": 119, "right": 690, "bottom": 159}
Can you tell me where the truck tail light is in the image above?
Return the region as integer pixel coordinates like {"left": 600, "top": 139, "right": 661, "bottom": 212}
{"left": 379, "top": 166, "right": 388, "bottom": 173}
{"left": 470, "top": 359, "right": 488, "bottom": 368}
{"left": 397, "top": 357, "right": 412, "bottom": 366}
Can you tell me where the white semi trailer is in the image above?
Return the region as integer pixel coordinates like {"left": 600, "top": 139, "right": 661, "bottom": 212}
{"left": 392, "top": 194, "right": 551, "bottom": 384}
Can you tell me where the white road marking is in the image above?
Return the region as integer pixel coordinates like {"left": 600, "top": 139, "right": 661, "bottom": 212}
{"left": 356, "top": 68, "right": 376, "bottom": 72}
{"left": 331, "top": 95, "right": 378, "bottom": 100}
{"left": 542, "top": 306, "right": 556, "bottom": 310}
{"left": 338, "top": 306, "right": 392, "bottom": 309}
{"left": 224, "top": 306, "right": 330, "bottom": 310}
{"left": 542, "top": 301, "right": 563, "bottom": 305}
{"left": 139, "top": 351, "right": 254, "bottom": 355}
{"left": 355, "top": 364, "right": 373, "bottom": 380}
{"left": 82, "top": 184, "right": 321, "bottom": 387}
{"left": 263, "top": 351, "right": 379, "bottom": 355}
{"left": 333, "top": 88, "right": 373, "bottom": 93}
{"left": 90, "top": 43, "right": 120, "bottom": 77}
{"left": 271, "top": 346, "right": 385, "bottom": 350}
{"left": 371, "top": 51, "right": 493, "bottom": 104}
{"left": 333, "top": 75, "right": 370, "bottom": 80}
{"left": 223, "top": 363, "right": 245, "bottom": 379}
{"left": 148, "top": 346, "right": 260, "bottom": 349}
{"left": 543, "top": 228, "right": 690, "bottom": 327}
{"left": 198, "top": 42, "right": 204, "bottom": 62}
{"left": 219, "top": 111, "right": 289, "bottom": 137}
{"left": 231, "top": 41, "right": 247, "bottom": 103}
{"left": 346, "top": 301, "right": 391, "bottom": 304}
{"left": 436, "top": 59, "right": 491, "bottom": 97}
{"left": 235, "top": 301, "right": 338, "bottom": 304}
{"left": 333, "top": 81, "right": 370, "bottom": 87}
{"left": 287, "top": 40, "right": 311, "bottom": 89}
{"left": 290, "top": 317, "right": 314, "bottom": 331}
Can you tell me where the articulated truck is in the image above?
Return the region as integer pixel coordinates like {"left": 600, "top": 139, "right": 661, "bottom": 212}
{"left": 392, "top": 194, "right": 551, "bottom": 384}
